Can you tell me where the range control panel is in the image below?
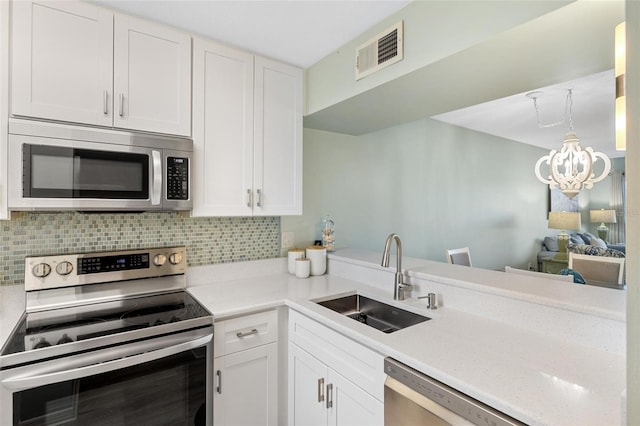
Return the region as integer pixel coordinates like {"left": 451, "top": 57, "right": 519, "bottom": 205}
{"left": 25, "top": 246, "right": 186, "bottom": 291}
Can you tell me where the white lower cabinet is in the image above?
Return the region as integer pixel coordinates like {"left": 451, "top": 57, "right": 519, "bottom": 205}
{"left": 214, "top": 310, "right": 279, "bottom": 425}
{"left": 288, "top": 310, "right": 384, "bottom": 426}
{"left": 290, "top": 343, "right": 383, "bottom": 426}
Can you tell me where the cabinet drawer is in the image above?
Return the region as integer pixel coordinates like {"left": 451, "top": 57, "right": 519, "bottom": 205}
{"left": 215, "top": 310, "right": 278, "bottom": 356}
{"left": 289, "top": 309, "right": 385, "bottom": 401}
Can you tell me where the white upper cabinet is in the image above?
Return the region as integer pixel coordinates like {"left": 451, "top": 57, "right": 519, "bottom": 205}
{"left": 254, "top": 57, "right": 303, "bottom": 216}
{"left": 192, "top": 38, "right": 302, "bottom": 217}
{"left": 113, "top": 15, "right": 191, "bottom": 136}
{"left": 11, "top": 1, "right": 114, "bottom": 127}
{"left": 11, "top": 1, "right": 192, "bottom": 137}
{"left": 192, "top": 38, "right": 254, "bottom": 216}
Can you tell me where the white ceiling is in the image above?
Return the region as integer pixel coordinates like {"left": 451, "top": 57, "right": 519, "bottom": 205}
{"left": 94, "top": 0, "right": 619, "bottom": 159}
{"left": 94, "top": 0, "right": 411, "bottom": 69}
{"left": 432, "top": 69, "right": 621, "bottom": 159}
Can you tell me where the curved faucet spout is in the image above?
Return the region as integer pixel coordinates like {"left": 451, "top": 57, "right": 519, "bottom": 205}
{"left": 381, "top": 233, "right": 409, "bottom": 300}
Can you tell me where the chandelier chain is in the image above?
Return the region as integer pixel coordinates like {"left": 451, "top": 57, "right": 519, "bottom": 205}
{"left": 532, "top": 89, "right": 573, "bottom": 130}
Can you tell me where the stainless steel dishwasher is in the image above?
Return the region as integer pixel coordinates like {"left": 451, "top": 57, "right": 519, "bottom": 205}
{"left": 384, "top": 358, "right": 526, "bottom": 426}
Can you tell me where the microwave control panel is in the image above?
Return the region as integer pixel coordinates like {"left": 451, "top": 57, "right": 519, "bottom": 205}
{"left": 166, "top": 157, "right": 189, "bottom": 200}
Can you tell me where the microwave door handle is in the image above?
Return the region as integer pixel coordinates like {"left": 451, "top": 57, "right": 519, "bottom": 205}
{"left": 1, "top": 334, "right": 212, "bottom": 392}
{"left": 151, "top": 150, "right": 162, "bottom": 205}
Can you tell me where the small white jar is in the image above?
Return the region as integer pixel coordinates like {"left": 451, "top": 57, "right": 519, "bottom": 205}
{"left": 287, "top": 248, "right": 305, "bottom": 274}
{"left": 295, "top": 258, "right": 310, "bottom": 278}
{"left": 306, "top": 246, "right": 327, "bottom": 276}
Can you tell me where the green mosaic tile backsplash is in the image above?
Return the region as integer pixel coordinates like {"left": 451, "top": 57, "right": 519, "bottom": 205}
{"left": 0, "top": 212, "right": 280, "bottom": 286}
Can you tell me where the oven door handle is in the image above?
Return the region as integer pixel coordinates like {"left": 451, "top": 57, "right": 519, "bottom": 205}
{"left": 2, "top": 334, "right": 212, "bottom": 391}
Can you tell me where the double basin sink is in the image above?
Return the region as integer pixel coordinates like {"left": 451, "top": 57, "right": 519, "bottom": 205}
{"left": 316, "top": 294, "right": 430, "bottom": 333}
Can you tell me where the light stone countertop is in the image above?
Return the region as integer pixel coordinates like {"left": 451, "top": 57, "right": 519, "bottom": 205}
{"left": 1, "top": 250, "right": 626, "bottom": 426}
{"left": 187, "top": 250, "right": 625, "bottom": 426}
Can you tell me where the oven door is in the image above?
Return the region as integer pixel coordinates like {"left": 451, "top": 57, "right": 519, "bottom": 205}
{"left": 0, "top": 328, "right": 213, "bottom": 426}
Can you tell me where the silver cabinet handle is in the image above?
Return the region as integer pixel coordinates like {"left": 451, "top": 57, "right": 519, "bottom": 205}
{"left": 216, "top": 369, "right": 222, "bottom": 394}
{"left": 247, "top": 189, "right": 253, "bottom": 207}
{"left": 317, "top": 378, "right": 325, "bottom": 402}
{"left": 236, "top": 328, "right": 258, "bottom": 338}
{"left": 326, "top": 383, "right": 333, "bottom": 408}
{"left": 119, "top": 93, "right": 124, "bottom": 117}
{"left": 256, "top": 189, "right": 262, "bottom": 207}
{"left": 103, "top": 90, "right": 108, "bottom": 115}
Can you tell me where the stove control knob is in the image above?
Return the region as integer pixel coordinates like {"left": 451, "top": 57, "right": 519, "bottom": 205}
{"left": 32, "top": 263, "right": 52, "bottom": 278}
{"left": 33, "top": 338, "right": 51, "bottom": 349}
{"left": 57, "top": 334, "right": 73, "bottom": 345}
{"left": 153, "top": 254, "right": 167, "bottom": 266}
{"left": 56, "top": 261, "right": 73, "bottom": 276}
{"left": 169, "top": 252, "right": 183, "bottom": 265}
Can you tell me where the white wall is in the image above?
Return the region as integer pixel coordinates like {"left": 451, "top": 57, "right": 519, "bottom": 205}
{"left": 283, "top": 118, "right": 555, "bottom": 271}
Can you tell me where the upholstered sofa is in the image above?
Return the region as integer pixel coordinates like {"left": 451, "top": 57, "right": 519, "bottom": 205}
{"left": 537, "top": 232, "right": 625, "bottom": 271}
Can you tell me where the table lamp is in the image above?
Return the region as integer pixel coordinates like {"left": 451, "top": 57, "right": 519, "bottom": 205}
{"left": 548, "top": 212, "right": 581, "bottom": 260}
{"left": 589, "top": 209, "right": 617, "bottom": 241}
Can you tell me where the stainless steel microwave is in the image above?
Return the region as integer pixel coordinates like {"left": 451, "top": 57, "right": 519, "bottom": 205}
{"left": 8, "top": 119, "right": 192, "bottom": 212}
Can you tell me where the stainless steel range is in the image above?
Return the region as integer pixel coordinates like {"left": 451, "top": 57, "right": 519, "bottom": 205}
{"left": 0, "top": 246, "right": 213, "bottom": 426}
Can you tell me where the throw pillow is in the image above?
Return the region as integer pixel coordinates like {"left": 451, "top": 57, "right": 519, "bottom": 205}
{"left": 543, "top": 236, "right": 559, "bottom": 252}
{"left": 570, "top": 234, "right": 586, "bottom": 245}
{"left": 567, "top": 242, "right": 626, "bottom": 258}
{"left": 581, "top": 232, "right": 598, "bottom": 245}
{"left": 591, "top": 238, "right": 607, "bottom": 248}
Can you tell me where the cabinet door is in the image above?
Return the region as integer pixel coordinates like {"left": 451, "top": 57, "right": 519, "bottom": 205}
{"left": 329, "top": 370, "right": 384, "bottom": 426}
{"left": 253, "top": 57, "right": 303, "bottom": 216}
{"left": 11, "top": 1, "right": 113, "bottom": 126}
{"left": 192, "top": 38, "right": 254, "bottom": 216}
{"left": 214, "top": 343, "right": 278, "bottom": 426}
{"left": 113, "top": 14, "right": 191, "bottom": 136}
{"left": 289, "top": 344, "right": 328, "bottom": 426}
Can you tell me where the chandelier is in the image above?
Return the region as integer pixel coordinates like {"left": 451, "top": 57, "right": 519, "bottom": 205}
{"left": 531, "top": 89, "right": 611, "bottom": 199}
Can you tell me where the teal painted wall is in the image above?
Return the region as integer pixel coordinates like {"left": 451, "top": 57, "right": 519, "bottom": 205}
{"left": 283, "top": 118, "right": 610, "bottom": 271}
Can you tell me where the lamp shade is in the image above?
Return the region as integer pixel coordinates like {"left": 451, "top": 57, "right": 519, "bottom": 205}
{"left": 548, "top": 212, "right": 581, "bottom": 230}
{"left": 590, "top": 209, "right": 617, "bottom": 224}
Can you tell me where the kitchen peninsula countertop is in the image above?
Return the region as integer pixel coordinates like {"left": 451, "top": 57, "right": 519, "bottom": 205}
{"left": 1, "top": 249, "right": 626, "bottom": 426}
{"left": 187, "top": 249, "right": 625, "bottom": 426}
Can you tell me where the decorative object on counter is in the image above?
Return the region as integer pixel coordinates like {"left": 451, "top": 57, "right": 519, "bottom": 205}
{"left": 288, "top": 248, "right": 305, "bottom": 274}
{"left": 321, "top": 214, "right": 335, "bottom": 252}
{"left": 306, "top": 246, "right": 327, "bottom": 275}
{"left": 295, "top": 257, "right": 310, "bottom": 279}
{"left": 531, "top": 89, "right": 611, "bottom": 199}
{"left": 615, "top": 21, "right": 626, "bottom": 151}
{"left": 590, "top": 209, "right": 617, "bottom": 241}
{"left": 548, "top": 211, "right": 581, "bottom": 260}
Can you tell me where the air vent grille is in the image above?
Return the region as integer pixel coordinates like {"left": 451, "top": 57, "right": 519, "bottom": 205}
{"left": 355, "top": 21, "right": 403, "bottom": 80}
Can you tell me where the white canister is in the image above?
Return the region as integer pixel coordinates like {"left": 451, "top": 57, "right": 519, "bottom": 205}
{"left": 295, "top": 258, "right": 311, "bottom": 279}
{"left": 287, "top": 248, "right": 305, "bottom": 274}
{"left": 306, "top": 246, "right": 327, "bottom": 275}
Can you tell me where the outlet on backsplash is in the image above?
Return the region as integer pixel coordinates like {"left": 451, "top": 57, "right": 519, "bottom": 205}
{"left": 281, "top": 232, "right": 295, "bottom": 249}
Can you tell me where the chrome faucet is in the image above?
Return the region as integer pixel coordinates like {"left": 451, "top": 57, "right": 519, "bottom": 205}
{"left": 381, "top": 233, "right": 412, "bottom": 300}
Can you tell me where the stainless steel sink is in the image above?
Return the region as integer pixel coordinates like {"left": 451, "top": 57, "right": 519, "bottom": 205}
{"left": 316, "top": 294, "right": 430, "bottom": 333}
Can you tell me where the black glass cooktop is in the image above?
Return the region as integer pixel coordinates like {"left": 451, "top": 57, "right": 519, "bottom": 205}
{"left": 1, "top": 291, "right": 211, "bottom": 356}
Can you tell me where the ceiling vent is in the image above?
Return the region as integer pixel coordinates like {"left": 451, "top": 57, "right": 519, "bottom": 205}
{"left": 355, "top": 21, "right": 403, "bottom": 80}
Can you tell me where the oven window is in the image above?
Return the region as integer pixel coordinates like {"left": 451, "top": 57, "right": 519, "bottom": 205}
{"left": 24, "top": 144, "right": 149, "bottom": 199}
{"left": 12, "top": 347, "right": 207, "bottom": 426}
